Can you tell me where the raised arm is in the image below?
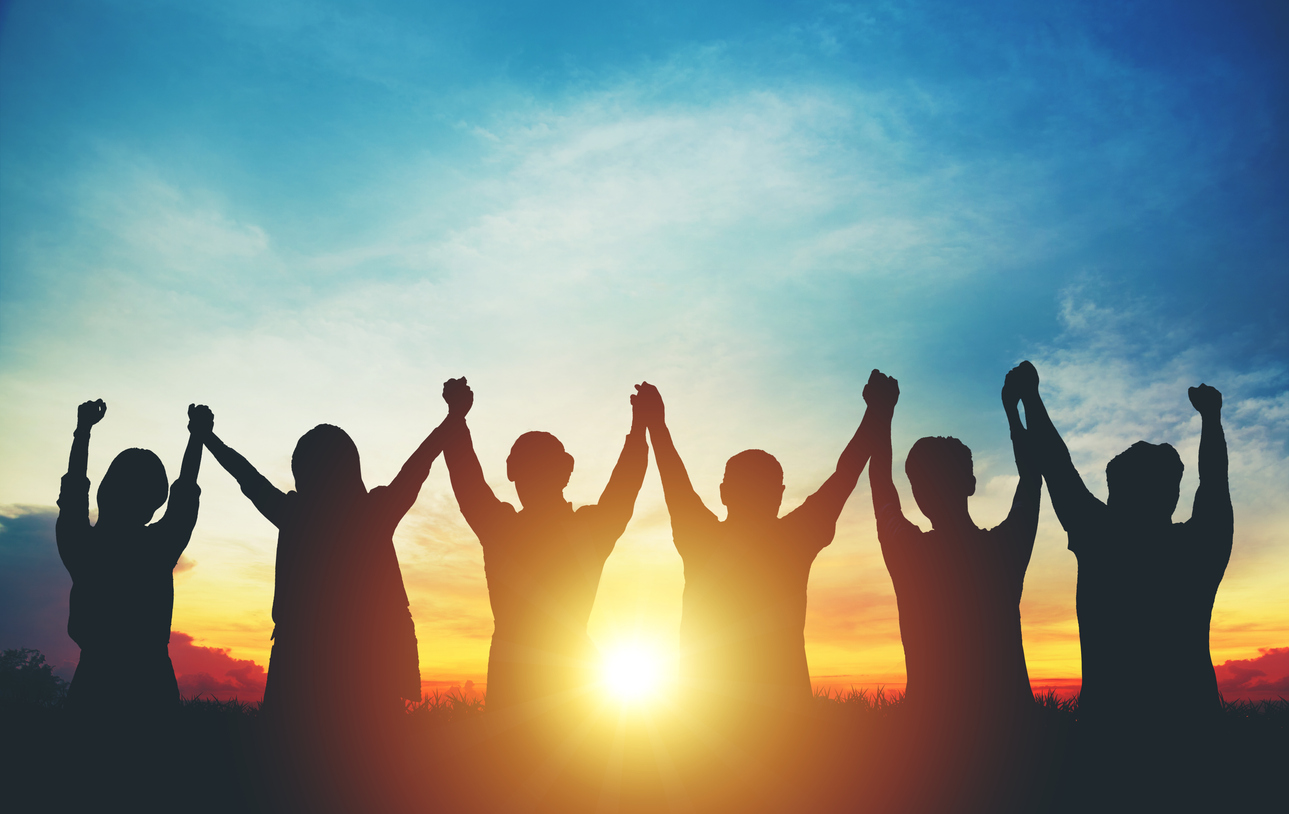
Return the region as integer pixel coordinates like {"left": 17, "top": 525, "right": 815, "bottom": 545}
{"left": 440, "top": 378, "right": 511, "bottom": 538}
{"left": 587, "top": 386, "right": 649, "bottom": 536}
{"left": 864, "top": 372, "right": 917, "bottom": 543}
{"left": 1011, "top": 361, "right": 1105, "bottom": 534}
{"left": 790, "top": 369, "right": 892, "bottom": 527}
{"left": 57, "top": 400, "right": 105, "bottom": 570}
{"left": 204, "top": 423, "right": 288, "bottom": 527}
{"left": 176, "top": 404, "right": 209, "bottom": 486}
{"left": 380, "top": 396, "right": 457, "bottom": 519}
{"left": 1187, "top": 384, "right": 1232, "bottom": 537}
{"left": 997, "top": 366, "right": 1042, "bottom": 560}
{"left": 634, "top": 383, "right": 718, "bottom": 529}
{"left": 154, "top": 404, "right": 211, "bottom": 560}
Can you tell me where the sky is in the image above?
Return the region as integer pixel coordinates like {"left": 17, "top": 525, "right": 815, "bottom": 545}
{"left": 1, "top": 0, "right": 1287, "bottom": 703}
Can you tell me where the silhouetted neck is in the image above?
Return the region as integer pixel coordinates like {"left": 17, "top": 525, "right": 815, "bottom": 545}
{"left": 519, "top": 496, "right": 573, "bottom": 517}
{"left": 929, "top": 511, "right": 978, "bottom": 537}
{"left": 93, "top": 508, "right": 151, "bottom": 532}
{"left": 724, "top": 507, "right": 780, "bottom": 526}
{"left": 1109, "top": 506, "right": 1174, "bottom": 532}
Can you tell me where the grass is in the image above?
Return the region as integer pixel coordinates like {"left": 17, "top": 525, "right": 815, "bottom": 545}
{"left": 3, "top": 690, "right": 1285, "bottom": 813}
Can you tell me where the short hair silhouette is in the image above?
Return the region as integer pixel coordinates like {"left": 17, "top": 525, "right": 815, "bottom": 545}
{"left": 97, "top": 448, "right": 169, "bottom": 524}
{"left": 720, "top": 449, "right": 785, "bottom": 514}
{"left": 506, "top": 431, "right": 575, "bottom": 486}
{"left": 905, "top": 436, "right": 974, "bottom": 493}
{"left": 1105, "top": 440, "right": 1183, "bottom": 519}
{"left": 291, "top": 424, "right": 364, "bottom": 495}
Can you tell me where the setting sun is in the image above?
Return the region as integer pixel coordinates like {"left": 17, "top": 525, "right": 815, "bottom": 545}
{"left": 600, "top": 643, "right": 668, "bottom": 705}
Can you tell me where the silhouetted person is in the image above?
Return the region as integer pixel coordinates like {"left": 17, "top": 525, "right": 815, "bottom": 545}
{"left": 56, "top": 399, "right": 210, "bottom": 717}
{"left": 440, "top": 378, "right": 648, "bottom": 711}
{"left": 633, "top": 375, "right": 886, "bottom": 708}
{"left": 1016, "top": 362, "right": 1232, "bottom": 720}
{"left": 867, "top": 366, "right": 1040, "bottom": 718}
{"left": 202, "top": 399, "right": 454, "bottom": 727}
{"left": 865, "top": 368, "right": 1046, "bottom": 812}
{"left": 1015, "top": 362, "right": 1232, "bottom": 810}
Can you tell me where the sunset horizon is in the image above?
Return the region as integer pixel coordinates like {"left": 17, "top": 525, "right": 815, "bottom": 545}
{"left": 3, "top": 0, "right": 1287, "bottom": 717}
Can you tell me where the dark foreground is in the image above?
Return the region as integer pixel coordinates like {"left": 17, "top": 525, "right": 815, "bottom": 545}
{"left": 3, "top": 691, "right": 1284, "bottom": 813}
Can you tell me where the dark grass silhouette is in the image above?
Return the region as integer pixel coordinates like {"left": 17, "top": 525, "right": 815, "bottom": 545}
{"left": 2, "top": 673, "right": 1285, "bottom": 814}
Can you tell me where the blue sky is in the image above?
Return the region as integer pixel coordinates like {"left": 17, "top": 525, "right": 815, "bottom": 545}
{"left": 2, "top": 0, "right": 1286, "bottom": 688}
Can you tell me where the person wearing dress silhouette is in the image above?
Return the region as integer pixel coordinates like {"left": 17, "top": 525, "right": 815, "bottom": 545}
{"left": 632, "top": 374, "right": 887, "bottom": 708}
{"left": 440, "top": 377, "right": 648, "bottom": 711}
{"left": 866, "top": 366, "right": 1041, "bottom": 719}
{"left": 1013, "top": 362, "right": 1232, "bottom": 722}
{"left": 56, "top": 399, "right": 210, "bottom": 716}
{"left": 201, "top": 394, "right": 456, "bottom": 728}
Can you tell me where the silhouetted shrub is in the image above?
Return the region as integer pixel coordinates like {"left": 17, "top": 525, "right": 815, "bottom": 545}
{"left": 0, "top": 648, "right": 68, "bottom": 706}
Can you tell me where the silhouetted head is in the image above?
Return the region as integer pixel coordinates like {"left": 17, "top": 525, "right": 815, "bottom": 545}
{"left": 1106, "top": 441, "right": 1183, "bottom": 524}
{"left": 97, "top": 448, "right": 169, "bottom": 527}
{"left": 720, "top": 450, "right": 785, "bottom": 521}
{"left": 507, "top": 431, "right": 574, "bottom": 508}
{"left": 292, "top": 424, "right": 366, "bottom": 498}
{"left": 905, "top": 436, "right": 976, "bottom": 528}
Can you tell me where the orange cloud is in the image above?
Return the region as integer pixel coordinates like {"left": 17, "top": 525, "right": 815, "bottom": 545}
{"left": 170, "top": 631, "right": 267, "bottom": 702}
{"left": 420, "top": 678, "right": 485, "bottom": 704}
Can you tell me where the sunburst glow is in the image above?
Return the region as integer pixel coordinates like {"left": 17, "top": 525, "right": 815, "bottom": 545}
{"left": 600, "top": 642, "right": 667, "bottom": 705}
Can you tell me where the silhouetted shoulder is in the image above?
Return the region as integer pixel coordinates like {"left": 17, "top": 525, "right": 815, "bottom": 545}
{"left": 366, "top": 484, "right": 410, "bottom": 523}
{"left": 874, "top": 500, "right": 921, "bottom": 545}
{"left": 671, "top": 505, "right": 721, "bottom": 561}
{"left": 782, "top": 495, "right": 842, "bottom": 552}
{"left": 1064, "top": 509, "right": 1112, "bottom": 557}
{"left": 150, "top": 478, "right": 201, "bottom": 564}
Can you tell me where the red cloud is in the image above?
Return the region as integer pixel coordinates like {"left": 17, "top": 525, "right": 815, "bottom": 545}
{"left": 169, "top": 631, "right": 267, "bottom": 703}
{"left": 1214, "top": 647, "right": 1289, "bottom": 702}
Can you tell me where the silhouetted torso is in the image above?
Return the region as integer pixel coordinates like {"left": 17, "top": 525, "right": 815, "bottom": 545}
{"left": 876, "top": 505, "right": 1033, "bottom": 714}
{"left": 477, "top": 502, "right": 626, "bottom": 707}
{"left": 673, "top": 500, "right": 836, "bottom": 703}
{"left": 1068, "top": 510, "right": 1232, "bottom": 722}
{"left": 449, "top": 429, "right": 648, "bottom": 710}
{"left": 55, "top": 474, "right": 199, "bottom": 710}
{"left": 245, "top": 482, "right": 421, "bottom": 718}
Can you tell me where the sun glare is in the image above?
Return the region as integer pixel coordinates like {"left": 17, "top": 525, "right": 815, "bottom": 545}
{"left": 601, "top": 642, "right": 667, "bottom": 705}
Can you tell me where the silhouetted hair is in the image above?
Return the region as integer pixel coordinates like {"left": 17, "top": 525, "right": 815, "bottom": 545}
{"left": 722, "top": 450, "right": 785, "bottom": 509}
{"left": 97, "top": 448, "right": 168, "bottom": 522}
{"left": 1106, "top": 441, "right": 1183, "bottom": 517}
{"left": 723, "top": 449, "right": 784, "bottom": 489}
{"left": 905, "top": 436, "right": 973, "bottom": 490}
{"left": 507, "top": 431, "right": 574, "bottom": 483}
{"left": 292, "top": 424, "right": 365, "bottom": 496}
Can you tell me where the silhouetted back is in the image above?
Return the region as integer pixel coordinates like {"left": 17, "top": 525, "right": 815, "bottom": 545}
{"left": 866, "top": 364, "right": 1047, "bottom": 726}
{"left": 227, "top": 425, "right": 420, "bottom": 719}
{"left": 672, "top": 453, "right": 835, "bottom": 704}
{"left": 55, "top": 401, "right": 208, "bottom": 717}
{"left": 876, "top": 438, "right": 1037, "bottom": 714}
{"left": 639, "top": 378, "right": 884, "bottom": 709}
{"left": 1065, "top": 443, "right": 1231, "bottom": 720}
{"left": 1023, "top": 375, "right": 1234, "bottom": 725}
{"left": 444, "top": 407, "right": 648, "bottom": 710}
